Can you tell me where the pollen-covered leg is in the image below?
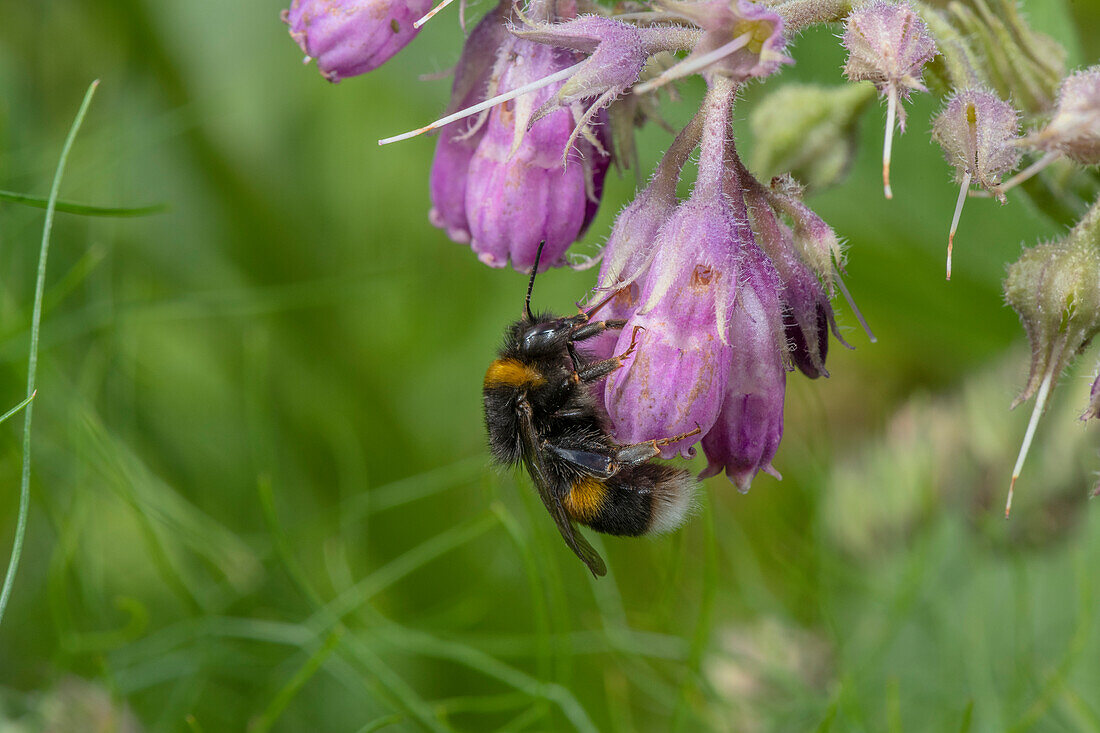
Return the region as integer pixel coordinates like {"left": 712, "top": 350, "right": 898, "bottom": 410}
{"left": 579, "top": 464, "right": 698, "bottom": 536}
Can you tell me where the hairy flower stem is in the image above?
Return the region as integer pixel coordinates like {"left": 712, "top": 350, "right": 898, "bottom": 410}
{"left": 946, "top": 171, "right": 971, "bottom": 280}
{"left": 379, "top": 60, "right": 586, "bottom": 145}
{"left": 883, "top": 85, "right": 897, "bottom": 199}
{"left": 1007, "top": 365, "right": 1054, "bottom": 518}
{"left": 694, "top": 76, "right": 738, "bottom": 200}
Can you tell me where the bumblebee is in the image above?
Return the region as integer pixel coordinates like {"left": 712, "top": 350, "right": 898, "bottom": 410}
{"left": 483, "top": 246, "right": 699, "bottom": 577}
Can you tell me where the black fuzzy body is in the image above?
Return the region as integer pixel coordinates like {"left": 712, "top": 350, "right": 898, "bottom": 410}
{"left": 483, "top": 311, "right": 696, "bottom": 576}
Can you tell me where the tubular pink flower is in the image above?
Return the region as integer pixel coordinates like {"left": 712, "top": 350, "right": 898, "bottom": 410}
{"left": 428, "top": 2, "right": 513, "bottom": 243}
{"left": 604, "top": 79, "right": 740, "bottom": 458}
{"left": 464, "top": 38, "right": 610, "bottom": 272}
{"left": 604, "top": 198, "right": 737, "bottom": 458}
{"left": 700, "top": 238, "right": 787, "bottom": 491}
{"left": 742, "top": 182, "right": 837, "bottom": 378}
{"left": 283, "top": 0, "right": 432, "bottom": 82}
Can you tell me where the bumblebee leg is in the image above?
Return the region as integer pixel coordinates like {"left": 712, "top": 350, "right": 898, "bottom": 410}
{"left": 569, "top": 319, "right": 628, "bottom": 343}
{"left": 566, "top": 326, "right": 645, "bottom": 384}
{"left": 552, "top": 326, "right": 645, "bottom": 398}
{"left": 566, "top": 342, "right": 583, "bottom": 372}
{"left": 614, "top": 426, "right": 703, "bottom": 466}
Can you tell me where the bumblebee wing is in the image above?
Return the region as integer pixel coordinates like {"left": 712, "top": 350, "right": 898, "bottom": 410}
{"left": 517, "top": 400, "right": 607, "bottom": 578}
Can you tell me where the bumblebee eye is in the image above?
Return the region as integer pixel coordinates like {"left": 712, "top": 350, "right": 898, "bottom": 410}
{"left": 522, "top": 323, "right": 564, "bottom": 350}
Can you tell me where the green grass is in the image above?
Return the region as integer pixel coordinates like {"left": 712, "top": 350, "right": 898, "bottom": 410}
{"left": 1, "top": 1, "right": 1099, "bottom": 731}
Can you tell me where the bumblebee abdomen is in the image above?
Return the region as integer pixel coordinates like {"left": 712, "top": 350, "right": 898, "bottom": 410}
{"left": 565, "top": 464, "right": 697, "bottom": 537}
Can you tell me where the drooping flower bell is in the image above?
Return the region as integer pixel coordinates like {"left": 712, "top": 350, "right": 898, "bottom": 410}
{"left": 463, "top": 35, "right": 611, "bottom": 271}
{"left": 1003, "top": 197, "right": 1100, "bottom": 515}
{"left": 604, "top": 79, "right": 740, "bottom": 458}
{"left": 842, "top": 0, "right": 936, "bottom": 199}
{"left": 700, "top": 232, "right": 787, "bottom": 490}
{"left": 283, "top": 0, "right": 432, "bottom": 82}
{"left": 428, "top": 2, "right": 513, "bottom": 243}
{"left": 765, "top": 175, "right": 876, "bottom": 344}
{"left": 735, "top": 163, "right": 837, "bottom": 378}
{"left": 931, "top": 88, "right": 1022, "bottom": 279}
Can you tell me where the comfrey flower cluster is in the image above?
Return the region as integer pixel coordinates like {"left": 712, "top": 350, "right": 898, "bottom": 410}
{"left": 285, "top": 0, "right": 1100, "bottom": 513}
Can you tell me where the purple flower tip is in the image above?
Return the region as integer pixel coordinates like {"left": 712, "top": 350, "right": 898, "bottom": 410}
{"left": 656, "top": 0, "right": 791, "bottom": 83}
{"left": 284, "top": 0, "right": 432, "bottom": 82}
{"left": 513, "top": 16, "right": 646, "bottom": 107}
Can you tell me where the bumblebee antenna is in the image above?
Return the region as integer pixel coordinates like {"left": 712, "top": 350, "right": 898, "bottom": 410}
{"left": 525, "top": 241, "right": 546, "bottom": 322}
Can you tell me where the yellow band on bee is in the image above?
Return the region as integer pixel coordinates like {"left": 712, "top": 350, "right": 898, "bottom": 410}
{"left": 565, "top": 477, "right": 607, "bottom": 523}
{"left": 484, "top": 358, "right": 547, "bottom": 389}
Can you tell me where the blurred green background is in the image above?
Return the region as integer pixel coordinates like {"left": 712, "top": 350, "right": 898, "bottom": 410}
{"left": 1, "top": 1, "right": 1099, "bottom": 731}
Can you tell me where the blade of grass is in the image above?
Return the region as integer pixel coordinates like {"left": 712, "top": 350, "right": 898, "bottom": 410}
{"left": 312, "top": 512, "right": 498, "bottom": 627}
{"left": 249, "top": 629, "right": 345, "bottom": 733}
{"left": 0, "top": 393, "right": 36, "bottom": 426}
{"left": 671, "top": 493, "right": 719, "bottom": 731}
{"left": 371, "top": 623, "right": 599, "bottom": 733}
{"left": 258, "top": 475, "right": 454, "bottom": 733}
{"left": 0, "top": 79, "right": 99, "bottom": 628}
{"left": 0, "top": 188, "right": 166, "bottom": 217}
{"left": 355, "top": 713, "right": 404, "bottom": 733}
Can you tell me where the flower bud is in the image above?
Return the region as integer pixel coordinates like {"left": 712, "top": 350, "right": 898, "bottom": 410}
{"left": 283, "top": 0, "right": 431, "bottom": 82}
{"left": 1005, "top": 200, "right": 1100, "bottom": 409}
{"left": 1003, "top": 198, "right": 1100, "bottom": 515}
{"left": 932, "top": 87, "right": 1021, "bottom": 277}
{"left": 700, "top": 237, "right": 787, "bottom": 491}
{"left": 749, "top": 82, "right": 876, "bottom": 192}
{"left": 743, "top": 184, "right": 835, "bottom": 378}
{"left": 428, "top": 3, "right": 513, "bottom": 243}
{"left": 1025, "top": 66, "right": 1100, "bottom": 166}
{"left": 464, "top": 38, "right": 611, "bottom": 271}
